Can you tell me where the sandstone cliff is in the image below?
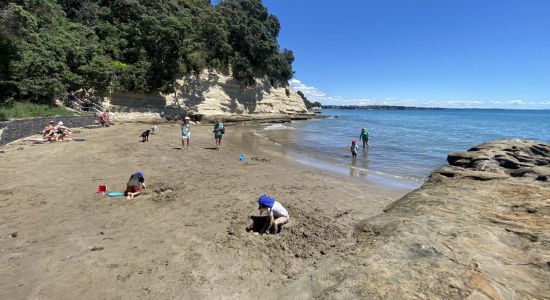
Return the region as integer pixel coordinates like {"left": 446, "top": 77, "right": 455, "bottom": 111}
{"left": 104, "top": 70, "right": 309, "bottom": 122}
{"left": 283, "top": 140, "right": 550, "bottom": 299}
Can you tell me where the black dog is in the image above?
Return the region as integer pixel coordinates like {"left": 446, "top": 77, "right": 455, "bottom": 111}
{"left": 141, "top": 130, "right": 150, "bottom": 142}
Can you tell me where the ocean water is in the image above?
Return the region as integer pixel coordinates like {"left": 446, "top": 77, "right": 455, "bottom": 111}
{"left": 257, "top": 109, "right": 550, "bottom": 184}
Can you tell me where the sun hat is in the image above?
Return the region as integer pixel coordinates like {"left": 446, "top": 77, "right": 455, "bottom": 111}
{"left": 258, "top": 195, "right": 275, "bottom": 209}
{"left": 185, "top": 116, "right": 191, "bottom": 120}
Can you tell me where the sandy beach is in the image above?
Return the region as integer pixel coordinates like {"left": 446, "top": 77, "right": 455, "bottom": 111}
{"left": 0, "top": 123, "right": 412, "bottom": 299}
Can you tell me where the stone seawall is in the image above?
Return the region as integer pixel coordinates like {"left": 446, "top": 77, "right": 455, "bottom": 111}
{"left": 0, "top": 114, "right": 97, "bottom": 145}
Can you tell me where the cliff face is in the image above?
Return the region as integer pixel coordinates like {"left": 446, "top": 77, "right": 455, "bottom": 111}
{"left": 103, "top": 70, "right": 309, "bottom": 122}
{"left": 283, "top": 140, "right": 550, "bottom": 299}
{"left": 167, "top": 70, "right": 308, "bottom": 116}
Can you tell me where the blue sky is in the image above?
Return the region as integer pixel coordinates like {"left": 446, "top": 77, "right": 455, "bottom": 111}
{"left": 216, "top": 1, "right": 550, "bottom": 109}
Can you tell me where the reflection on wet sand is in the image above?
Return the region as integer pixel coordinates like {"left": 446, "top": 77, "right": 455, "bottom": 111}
{"left": 349, "top": 154, "right": 369, "bottom": 178}
{"left": 230, "top": 124, "right": 420, "bottom": 190}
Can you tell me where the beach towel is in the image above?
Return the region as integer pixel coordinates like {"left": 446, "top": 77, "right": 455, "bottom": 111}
{"left": 107, "top": 192, "right": 125, "bottom": 197}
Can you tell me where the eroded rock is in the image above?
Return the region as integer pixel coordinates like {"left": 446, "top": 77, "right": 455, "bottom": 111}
{"left": 283, "top": 140, "right": 550, "bottom": 299}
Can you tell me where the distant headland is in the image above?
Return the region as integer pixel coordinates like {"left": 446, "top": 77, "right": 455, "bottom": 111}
{"left": 320, "top": 105, "right": 446, "bottom": 110}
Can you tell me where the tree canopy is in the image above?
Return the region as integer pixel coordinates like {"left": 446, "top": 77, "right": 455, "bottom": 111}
{"left": 0, "top": 0, "right": 295, "bottom": 104}
{"left": 297, "top": 90, "right": 322, "bottom": 109}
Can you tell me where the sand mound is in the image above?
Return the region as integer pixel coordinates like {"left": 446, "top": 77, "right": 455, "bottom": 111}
{"left": 149, "top": 183, "right": 178, "bottom": 203}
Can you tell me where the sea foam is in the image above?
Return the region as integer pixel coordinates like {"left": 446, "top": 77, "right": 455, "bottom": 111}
{"left": 263, "top": 124, "right": 295, "bottom": 131}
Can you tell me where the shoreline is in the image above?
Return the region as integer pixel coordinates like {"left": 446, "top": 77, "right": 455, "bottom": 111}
{"left": 249, "top": 122, "right": 424, "bottom": 190}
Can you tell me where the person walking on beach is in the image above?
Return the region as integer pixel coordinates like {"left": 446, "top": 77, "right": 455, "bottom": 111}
{"left": 181, "top": 116, "right": 191, "bottom": 149}
{"left": 349, "top": 140, "right": 359, "bottom": 158}
{"left": 213, "top": 120, "right": 224, "bottom": 150}
{"left": 359, "top": 128, "right": 370, "bottom": 148}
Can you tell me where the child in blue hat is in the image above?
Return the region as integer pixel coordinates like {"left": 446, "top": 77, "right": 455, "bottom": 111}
{"left": 125, "top": 171, "right": 146, "bottom": 200}
{"left": 257, "top": 195, "right": 289, "bottom": 234}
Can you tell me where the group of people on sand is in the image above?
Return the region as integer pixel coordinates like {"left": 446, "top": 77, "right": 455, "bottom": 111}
{"left": 123, "top": 117, "right": 289, "bottom": 234}
{"left": 42, "top": 121, "right": 72, "bottom": 141}
{"left": 349, "top": 127, "right": 370, "bottom": 158}
{"left": 179, "top": 116, "right": 225, "bottom": 151}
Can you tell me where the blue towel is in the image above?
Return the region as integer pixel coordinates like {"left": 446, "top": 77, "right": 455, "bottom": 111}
{"left": 258, "top": 195, "right": 275, "bottom": 208}
{"left": 107, "top": 192, "right": 125, "bottom": 197}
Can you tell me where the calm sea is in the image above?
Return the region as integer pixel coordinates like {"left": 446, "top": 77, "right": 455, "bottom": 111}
{"left": 257, "top": 109, "right": 550, "bottom": 185}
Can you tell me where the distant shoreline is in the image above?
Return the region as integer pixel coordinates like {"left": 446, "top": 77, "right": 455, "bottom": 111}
{"left": 321, "top": 105, "right": 445, "bottom": 110}
{"left": 320, "top": 105, "right": 550, "bottom": 111}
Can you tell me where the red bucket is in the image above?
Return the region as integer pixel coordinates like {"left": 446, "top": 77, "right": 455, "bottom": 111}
{"left": 97, "top": 185, "right": 107, "bottom": 193}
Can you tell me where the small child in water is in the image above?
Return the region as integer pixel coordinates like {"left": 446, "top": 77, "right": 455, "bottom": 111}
{"left": 349, "top": 140, "right": 359, "bottom": 158}
{"left": 125, "top": 171, "right": 146, "bottom": 200}
{"left": 359, "top": 128, "right": 370, "bottom": 148}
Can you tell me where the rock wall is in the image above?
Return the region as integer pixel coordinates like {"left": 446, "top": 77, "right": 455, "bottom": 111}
{"left": 102, "top": 70, "right": 309, "bottom": 122}
{"left": 283, "top": 140, "right": 550, "bottom": 299}
{"left": 0, "top": 114, "right": 97, "bottom": 145}
{"left": 169, "top": 70, "right": 308, "bottom": 115}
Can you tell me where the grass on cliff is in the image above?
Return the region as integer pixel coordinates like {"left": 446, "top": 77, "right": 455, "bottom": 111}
{"left": 0, "top": 102, "right": 74, "bottom": 121}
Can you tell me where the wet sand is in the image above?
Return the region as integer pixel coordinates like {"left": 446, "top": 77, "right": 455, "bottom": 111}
{"left": 0, "top": 123, "right": 413, "bottom": 299}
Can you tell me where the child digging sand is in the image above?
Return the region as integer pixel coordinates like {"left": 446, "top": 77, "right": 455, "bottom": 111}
{"left": 125, "top": 172, "right": 146, "bottom": 200}
{"left": 257, "top": 195, "right": 289, "bottom": 234}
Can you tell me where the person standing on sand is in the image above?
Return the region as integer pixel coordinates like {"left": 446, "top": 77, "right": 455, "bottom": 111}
{"left": 257, "top": 195, "right": 289, "bottom": 234}
{"left": 359, "top": 128, "right": 370, "bottom": 148}
{"left": 213, "top": 120, "right": 224, "bottom": 150}
{"left": 181, "top": 116, "right": 191, "bottom": 149}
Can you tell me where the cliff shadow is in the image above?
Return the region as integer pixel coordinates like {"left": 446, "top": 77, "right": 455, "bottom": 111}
{"left": 224, "top": 78, "right": 273, "bottom": 114}
{"left": 176, "top": 71, "right": 220, "bottom": 111}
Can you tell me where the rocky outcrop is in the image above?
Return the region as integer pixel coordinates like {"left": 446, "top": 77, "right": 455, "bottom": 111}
{"left": 103, "top": 70, "right": 310, "bottom": 122}
{"left": 283, "top": 140, "right": 550, "bottom": 299}
{"left": 433, "top": 140, "right": 550, "bottom": 182}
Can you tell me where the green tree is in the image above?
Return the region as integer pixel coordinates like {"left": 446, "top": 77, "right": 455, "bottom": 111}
{"left": 0, "top": 0, "right": 296, "bottom": 103}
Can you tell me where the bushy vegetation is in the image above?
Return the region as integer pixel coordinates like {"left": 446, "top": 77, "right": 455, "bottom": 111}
{"left": 297, "top": 91, "right": 322, "bottom": 109}
{"left": 0, "top": 0, "right": 295, "bottom": 105}
{"left": 0, "top": 102, "right": 73, "bottom": 120}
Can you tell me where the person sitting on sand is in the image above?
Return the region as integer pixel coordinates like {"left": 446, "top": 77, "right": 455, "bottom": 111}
{"left": 53, "top": 121, "right": 71, "bottom": 141}
{"left": 213, "top": 120, "right": 224, "bottom": 150}
{"left": 42, "top": 121, "right": 56, "bottom": 140}
{"left": 98, "top": 110, "right": 110, "bottom": 127}
{"left": 258, "top": 195, "right": 289, "bottom": 234}
{"left": 125, "top": 171, "right": 146, "bottom": 200}
{"left": 181, "top": 116, "right": 191, "bottom": 149}
{"left": 359, "top": 128, "right": 370, "bottom": 148}
{"left": 349, "top": 140, "right": 359, "bottom": 158}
